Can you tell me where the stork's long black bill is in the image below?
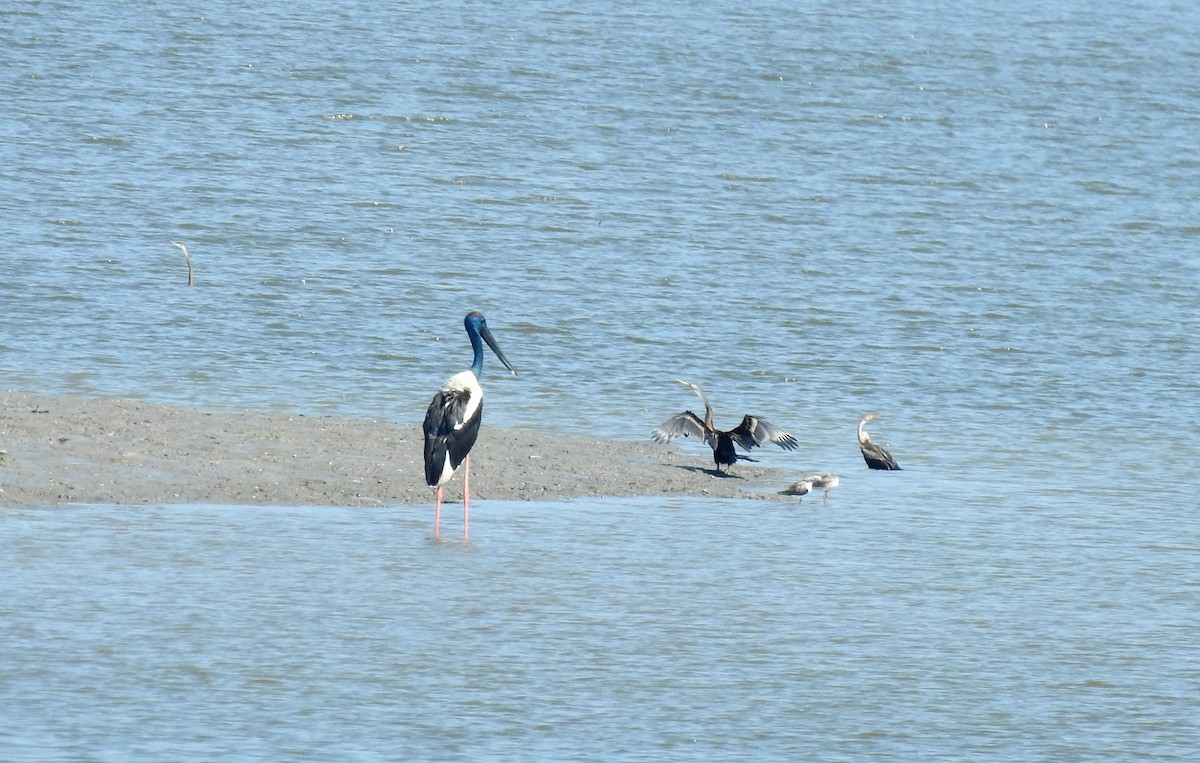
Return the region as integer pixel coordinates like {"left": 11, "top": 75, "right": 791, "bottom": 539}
{"left": 481, "top": 326, "right": 517, "bottom": 376}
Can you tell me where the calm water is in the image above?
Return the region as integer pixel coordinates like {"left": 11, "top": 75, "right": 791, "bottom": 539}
{"left": 3, "top": 493, "right": 1198, "bottom": 762}
{"left": 2, "top": 0, "right": 1199, "bottom": 759}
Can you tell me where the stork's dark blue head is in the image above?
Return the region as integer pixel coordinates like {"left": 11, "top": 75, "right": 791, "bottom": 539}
{"left": 464, "top": 311, "right": 517, "bottom": 377}
{"left": 464, "top": 311, "right": 485, "bottom": 336}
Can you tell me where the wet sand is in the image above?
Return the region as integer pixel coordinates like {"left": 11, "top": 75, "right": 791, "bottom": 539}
{"left": 0, "top": 392, "right": 794, "bottom": 507}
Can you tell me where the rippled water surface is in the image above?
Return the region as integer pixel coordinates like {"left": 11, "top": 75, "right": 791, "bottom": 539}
{"left": 3, "top": 0, "right": 1200, "bottom": 759}
{"left": 4, "top": 491, "right": 1198, "bottom": 762}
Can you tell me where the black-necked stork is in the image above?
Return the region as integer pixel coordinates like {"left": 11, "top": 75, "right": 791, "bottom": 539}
{"left": 423, "top": 311, "right": 516, "bottom": 538}
{"left": 652, "top": 379, "right": 798, "bottom": 472}
{"left": 858, "top": 413, "right": 901, "bottom": 470}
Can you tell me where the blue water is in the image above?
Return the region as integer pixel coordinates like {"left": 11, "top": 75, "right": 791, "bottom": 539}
{"left": 4, "top": 496, "right": 1198, "bottom": 761}
{"left": 3, "top": 0, "right": 1199, "bottom": 759}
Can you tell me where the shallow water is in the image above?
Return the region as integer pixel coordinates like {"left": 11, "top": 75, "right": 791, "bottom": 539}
{"left": 5, "top": 0, "right": 1198, "bottom": 443}
{"left": 3, "top": 0, "right": 1200, "bottom": 758}
{"left": 3, "top": 489, "right": 1198, "bottom": 761}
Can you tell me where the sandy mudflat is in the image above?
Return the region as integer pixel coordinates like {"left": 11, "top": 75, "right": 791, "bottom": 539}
{"left": 0, "top": 392, "right": 795, "bottom": 508}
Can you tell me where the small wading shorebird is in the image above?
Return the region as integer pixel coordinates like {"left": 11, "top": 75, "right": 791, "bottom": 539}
{"left": 858, "top": 412, "right": 901, "bottom": 470}
{"left": 808, "top": 472, "right": 840, "bottom": 505}
{"left": 779, "top": 477, "right": 814, "bottom": 503}
{"left": 652, "top": 379, "right": 798, "bottom": 472}
{"left": 781, "top": 472, "right": 839, "bottom": 505}
{"left": 423, "top": 312, "right": 517, "bottom": 538}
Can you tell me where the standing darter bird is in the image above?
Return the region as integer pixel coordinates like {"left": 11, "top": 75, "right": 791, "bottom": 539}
{"left": 423, "top": 311, "right": 517, "bottom": 538}
{"left": 858, "top": 412, "right": 901, "bottom": 470}
{"left": 652, "top": 379, "right": 798, "bottom": 472}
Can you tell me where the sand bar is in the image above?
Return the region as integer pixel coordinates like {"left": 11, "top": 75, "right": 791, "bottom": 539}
{"left": 0, "top": 392, "right": 794, "bottom": 507}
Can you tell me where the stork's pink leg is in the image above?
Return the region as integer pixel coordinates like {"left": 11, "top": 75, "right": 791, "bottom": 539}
{"left": 463, "top": 454, "right": 470, "bottom": 539}
{"left": 434, "top": 485, "right": 443, "bottom": 537}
